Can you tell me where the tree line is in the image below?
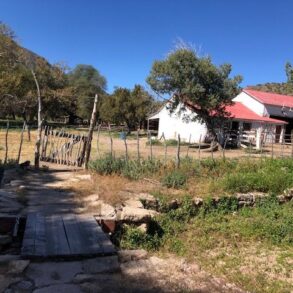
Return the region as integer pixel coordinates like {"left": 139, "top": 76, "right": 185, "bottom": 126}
{"left": 0, "top": 22, "right": 159, "bottom": 130}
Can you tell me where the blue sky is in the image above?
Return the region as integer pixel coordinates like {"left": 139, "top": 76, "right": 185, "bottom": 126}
{"left": 1, "top": 0, "right": 293, "bottom": 94}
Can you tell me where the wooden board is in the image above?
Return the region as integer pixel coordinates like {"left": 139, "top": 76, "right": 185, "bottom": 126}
{"left": 21, "top": 213, "right": 116, "bottom": 258}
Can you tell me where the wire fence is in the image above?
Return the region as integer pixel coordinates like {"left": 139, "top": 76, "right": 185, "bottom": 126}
{"left": 1, "top": 124, "right": 293, "bottom": 166}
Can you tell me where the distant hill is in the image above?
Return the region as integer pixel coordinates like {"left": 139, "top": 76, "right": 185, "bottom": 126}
{"left": 247, "top": 82, "right": 293, "bottom": 96}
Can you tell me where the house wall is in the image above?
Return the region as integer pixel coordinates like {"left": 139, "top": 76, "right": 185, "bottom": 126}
{"left": 265, "top": 104, "right": 293, "bottom": 118}
{"left": 156, "top": 102, "right": 208, "bottom": 143}
{"left": 233, "top": 92, "right": 267, "bottom": 116}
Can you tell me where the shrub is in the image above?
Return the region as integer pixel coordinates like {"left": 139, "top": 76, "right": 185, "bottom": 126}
{"left": 162, "top": 170, "right": 187, "bottom": 188}
{"left": 88, "top": 154, "right": 125, "bottom": 175}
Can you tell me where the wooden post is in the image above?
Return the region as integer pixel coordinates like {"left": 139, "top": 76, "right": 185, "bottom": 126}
{"left": 198, "top": 134, "right": 202, "bottom": 162}
{"left": 148, "top": 131, "right": 153, "bottom": 161}
{"left": 176, "top": 134, "right": 181, "bottom": 168}
{"left": 27, "top": 123, "right": 31, "bottom": 142}
{"left": 271, "top": 134, "right": 274, "bottom": 159}
{"left": 124, "top": 136, "right": 128, "bottom": 162}
{"left": 4, "top": 121, "right": 9, "bottom": 164}
{"left": 162, "top": 132, "right": 167, "bottom": 164}
{"left": 17, "top": 121, "right": 26, "bottom": 164}
{"left": 136, "top": 129, "right": 140, "bottom": 162}
{"left": 96, "top": 124, "right": 101, "bottom": 158}
{"left": 186, "top": 134, "right": 191, "bottom": 158}
{"left": 84, "top": 94, "right": 98, "bottom": 169}
{"left": 211, "top": 137, "right": 215, "bottom": 162}
{"left": 32, "top": 69, "right": 42, "bottom": 169}
{"left": 108, "top": 124, "right": 113, "bottom": 158}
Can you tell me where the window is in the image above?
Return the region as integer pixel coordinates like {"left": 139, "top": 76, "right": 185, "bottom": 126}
{"left": 243, "top": 122, "right": 252, "bottom": 131}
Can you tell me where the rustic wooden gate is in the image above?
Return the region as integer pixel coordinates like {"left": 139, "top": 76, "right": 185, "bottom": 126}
{"left": 40, "top": 126, "right": 89, "bottom": 167}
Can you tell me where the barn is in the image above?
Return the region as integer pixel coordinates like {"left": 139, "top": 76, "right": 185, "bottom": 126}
{"left": 147, "top": 89, "right": 291, "bottom": 148}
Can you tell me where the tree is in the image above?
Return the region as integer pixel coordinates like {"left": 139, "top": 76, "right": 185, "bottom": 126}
{"left": 146, "top": 46, "right": 242, "bottom": 140}
{"left": 100, "top": 85, "right": 154, "bottom": 131}
{"left": 68, "top": 64, "right": 107, "bottom": 121}
{"left": 286, "top": 62, "right": 293, "bottom": 83}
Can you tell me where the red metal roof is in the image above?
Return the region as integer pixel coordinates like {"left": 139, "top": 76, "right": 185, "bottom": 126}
{"left": 226, "top": 102, "right": 287, "bottom": 124}
{"left": 244, "top": 88, "right": 293, "bottom": 107}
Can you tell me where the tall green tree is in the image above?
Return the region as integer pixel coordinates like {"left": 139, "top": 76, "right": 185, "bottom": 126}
{"left": 100, "top": 85, "right": 154, "bottom": 131}
{"left": 68, "top": 64, "right": 107, "bottom": 121}
{"left": 286, "top": 62, "right": 293, "bottom": 83}
{"left": 146, "top": 47, "right": 242, "bottom": 139}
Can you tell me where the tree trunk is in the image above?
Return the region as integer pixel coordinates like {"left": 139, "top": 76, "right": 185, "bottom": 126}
{"left": 32, "top": 70, "right": 42, "bottom": 169}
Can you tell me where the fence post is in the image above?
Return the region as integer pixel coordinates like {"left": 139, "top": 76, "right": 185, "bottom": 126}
{"left": 211, "top": 137, "right": 215, "bottom": 162}
{"left": 198, "top": 134, "right": 202, "bottom": 163}
{"left": 108, "top": 124, "right": 113, "bottom": 159}
{"left": 176, "top": 134, "right": 181, "bottom": 168}
{"left": 4, "top": 121, "right": 9, "bottom": 164}
{"left": 124, "top": 136, "right": 128, "bottom": 162}
{"left": 186, "top": 134, "right": 191, "bottom": 158}
{"left": 148, "top": 131, "right": 153, "bottom": 161}
{"left": 136, "top": 129, "right": 140, "bottom": 162}
{"left": 84, "top": 94, "right": 98, "bottom": 169}
{"left": 271, "top": 134, "right": 274, "bottom": 159}
{"left": 162, "top": 132, "right": 167, "bottom": 165}
{"left": 96, "top": 124, "right": 101, "bottom": 158}
{"left": 17, "top": 121, "right": 26, "bottom": 164}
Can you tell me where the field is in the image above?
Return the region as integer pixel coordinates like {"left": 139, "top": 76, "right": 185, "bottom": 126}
{"left": 1, "top": 128, "right": 293, "bottom": 292}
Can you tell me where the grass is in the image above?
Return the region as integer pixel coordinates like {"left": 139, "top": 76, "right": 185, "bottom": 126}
{"left": 118, "top": 196, "right": 293, "bottom": 293}
{"left": 90, "top": 155, "right": 293, "bottom": 196}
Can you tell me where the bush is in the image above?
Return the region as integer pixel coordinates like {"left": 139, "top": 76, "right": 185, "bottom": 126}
{"left": 88, "top": 154, "right": 125, "bottom": 175}
{"left": 162, "top": 170, "right": 187, "bottom": 188}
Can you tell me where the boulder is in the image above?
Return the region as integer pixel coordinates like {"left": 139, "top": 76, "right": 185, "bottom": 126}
{"left": 136, "top": 193, "right": 158, "bottom": 210}
{"left": 137, "top": 223, "right": 148, "bottom": 233}
{"left": 72, "top": 273, "right": 96, "bottom": 284}
{"left": 8, "top": 260, "right": 30, "bottom": 275}
{"left": 118, "top": 207, "right": 158, "bottom": 223}
{"left": 236, "top": 193, "right": 254, "bottom": 207}
{"left": 123, "top": 199, "right": 144, "bottom": 209}
{"left": 118, "top": 249, "right": 148, "bottom": 263}
{"left": 93, "top": 201, "right": 116, "bottom": 219}
{"left": 10, "top": 180, "right": 25, "bottom": 187}
{"left": 0, "top": 255, "right": 21, "bottom": 264}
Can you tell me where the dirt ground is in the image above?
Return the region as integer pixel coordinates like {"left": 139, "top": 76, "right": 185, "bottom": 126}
{"left": 1, "top": 129, "right": 292, "bottom": 164}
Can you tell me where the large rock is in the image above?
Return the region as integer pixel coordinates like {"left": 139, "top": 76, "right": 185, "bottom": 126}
{"left": 123, "top": 199, "right": 144, "bottom": 209}
{"left": 135, "top": 193, "right": 158, "bottom": 210}
{"left": 8, "top": 260, "right": 30, "bottom": 275}
{"left": 93, "top": 201, "right": 116, "bottom": 219}
{"left": 118, "top": 207, "right": 158, "bottom": 223}
{"left": 193, "top": 197, "right": 203, "bottom": 207}
{"left": 118, "top": 249, "right": 148, "bottom": 263}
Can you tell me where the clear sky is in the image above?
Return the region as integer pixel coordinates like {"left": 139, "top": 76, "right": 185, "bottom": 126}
{"left": 1, "top": 0, "right": 293, "bottom": 93}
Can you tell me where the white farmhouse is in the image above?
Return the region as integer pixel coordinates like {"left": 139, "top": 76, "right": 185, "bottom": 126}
{"left": 148, "top": 89, "right": 292, "bottom": 148}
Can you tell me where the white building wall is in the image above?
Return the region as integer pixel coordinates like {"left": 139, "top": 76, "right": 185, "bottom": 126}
{"left": 265, "top": 104, "right": 293, "bottom": 118}
{"left": 233, "top": 92, "right": 267, "bottom": 116}
{"left": 157, "top": 103, "right": 208, "bottom": 143}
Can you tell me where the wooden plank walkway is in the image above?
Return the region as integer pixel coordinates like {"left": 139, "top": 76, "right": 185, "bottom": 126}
{"left": 21, "top": 213, "right": 116, "bottom": 258}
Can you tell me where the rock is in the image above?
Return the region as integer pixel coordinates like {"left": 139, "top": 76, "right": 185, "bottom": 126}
{"left": 82, "top": 256, "right": 120, "bottom": 274}
{"left": 8, "top": 260, "right": 30, "bottom": 275}
{"left": 17, "top": 185, "right": 27, "bottom": 191}
{"left": 118, "top": 249, "right": 148, "bottom": 263}
{"left": 11, "top": 279, "right": 34, "bottom": 291}
{"left": 168, "top": 199, "right": 179, "bottom": 210}
{"left": 136, "top": 193, "right": 158, "bottom": 209}
{"left": 0, "top": 254, "right": 21, "bottom": 264}
{"left": 33, "top": 284, "right": 82, "bottom": 293}
{"left": 193, "top": 197, "right": 203, "bottom": 207}
{"left": 118, "top": 207, "right": 158, "bottom": 223}
{"left": 0, "top": 235, "right": 12, "bottom": 246}
{"left": 26, "top": 261, "right": 83, "bottom": 287}
{"left": 137, "top": 223, "right": 147, "bottom": 233}
{"left": 72, "top": 273, "right": 96, "bottom": 284}
{"left": 0, "top": 275, "right": 21, "bottom": 293}
{"left": 283, "top": 188, "right": 293, "bottom": 200}
{"left": 93, "top": 201, "right": 116, "bottom": 219}
{"left": 236, "top": 193, "right": 254, "bottom": 207}
{"left": 123, "top": 199, "right": 144, "bottom": 209}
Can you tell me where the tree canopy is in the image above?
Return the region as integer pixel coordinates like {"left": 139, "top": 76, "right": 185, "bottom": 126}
{"left": 146, "top": 47, "right": 242, "bottom": 136}
{"left": 100, "top": 85, "right": 154, "bottom": 130}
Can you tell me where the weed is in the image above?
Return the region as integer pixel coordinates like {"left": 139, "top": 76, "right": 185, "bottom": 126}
{"left": 162, "top": 170, "right": 187, "bottom": 189}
